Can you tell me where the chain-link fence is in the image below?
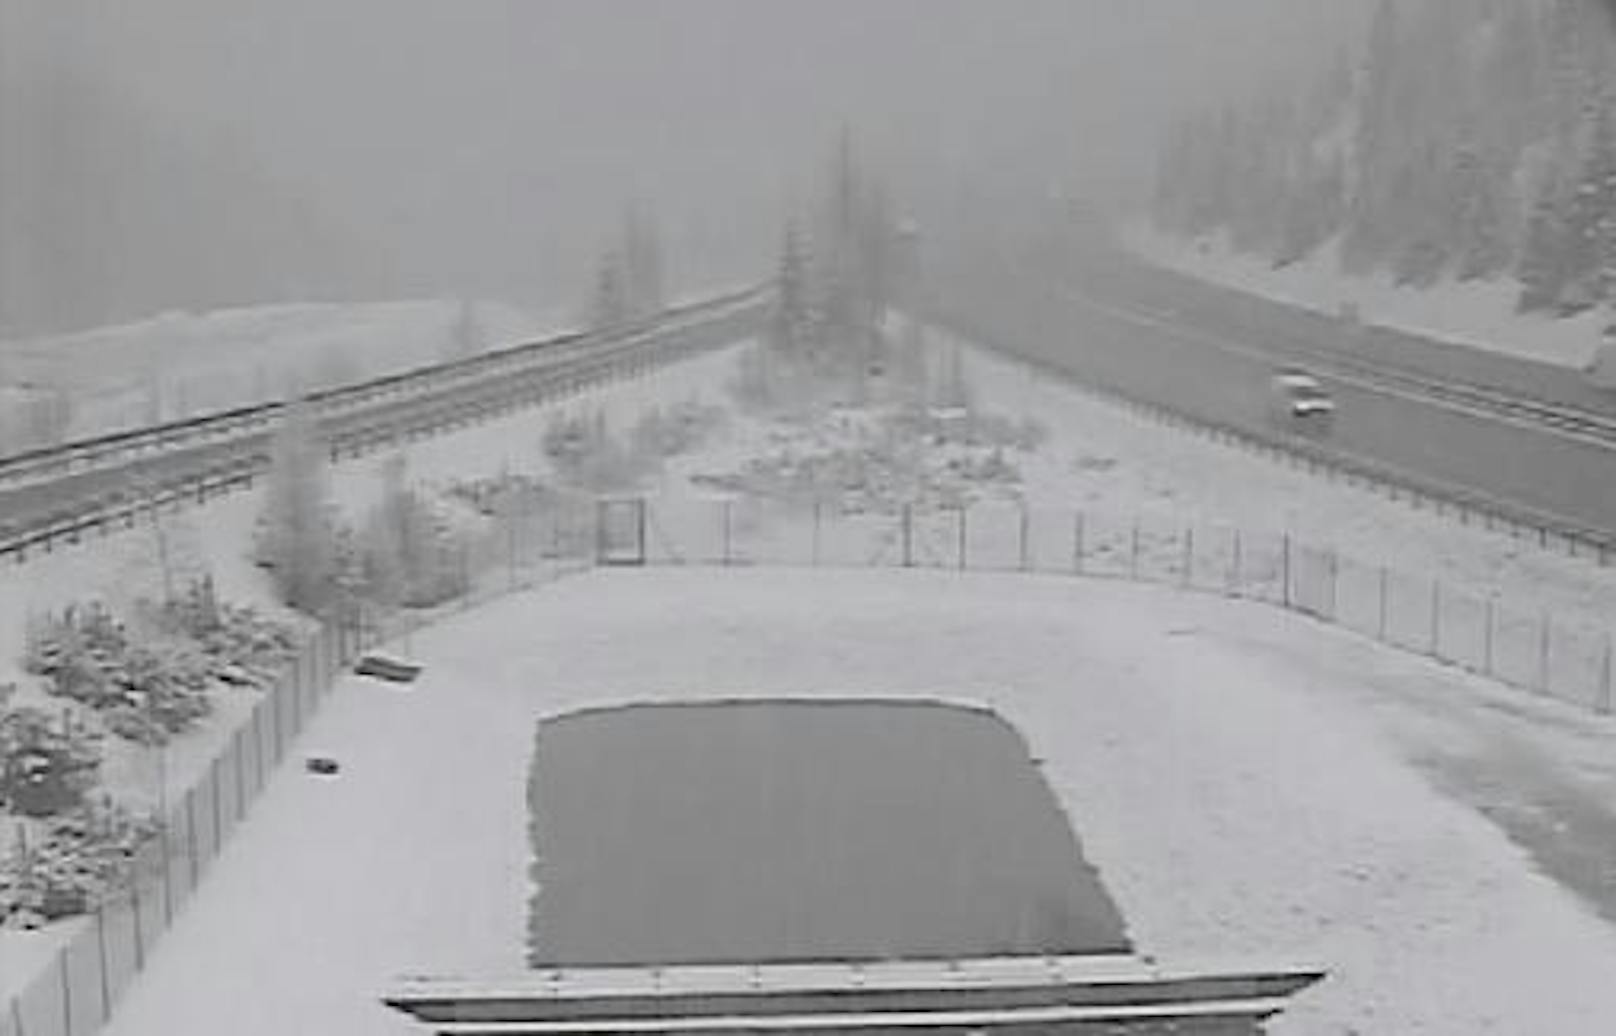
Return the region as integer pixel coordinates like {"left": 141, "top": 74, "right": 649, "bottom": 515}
{"left": 627, "top": 494, "right": 1616, "bottom": 719}
{"left": 0, "top": 495, "right": 603, "bottom": 1036}
{"left": 9, "top": 487, "right": 1611, "bottom": 1036}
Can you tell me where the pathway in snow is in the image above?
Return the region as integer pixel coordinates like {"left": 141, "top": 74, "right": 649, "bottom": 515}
{"left": 93, "top": 567, "right": 1616, "bottom": 1036}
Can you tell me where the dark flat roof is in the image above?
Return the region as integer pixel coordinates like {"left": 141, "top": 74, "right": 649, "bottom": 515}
{"left": 527, "top": 699, "right": 1130, "bottom": 967}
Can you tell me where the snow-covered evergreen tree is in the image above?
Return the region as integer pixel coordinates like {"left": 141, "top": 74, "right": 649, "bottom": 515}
{"left": 256, "top": 400, "right": 334, "bottom": 612}
{"left": 1152, "top": 0, "right": 1616, "bottom": 314}
{"left": 591, "top": 249, "right": 631, "bottom": 330}
{"left": 771, "top": 219, "right": 817, "bottom": 357}
{"left": 621, "top": 204, "right": 666, "bottom": 317}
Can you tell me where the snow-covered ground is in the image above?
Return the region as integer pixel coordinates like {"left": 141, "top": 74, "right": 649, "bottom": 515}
{"left": 1126, "top": 223, "right": 1608, "bottom": 369}
{"left": 17, "top": 314, "right": 1616, "bottom": 1028}
{"left": 0, "top": 339, "right": 749, "bottom": 1006}
{"left": 85, "top": 567, "right": 1616, "bottom": 1036}
{"left": 0, "top": 299, "right": 569, "bottom": 449}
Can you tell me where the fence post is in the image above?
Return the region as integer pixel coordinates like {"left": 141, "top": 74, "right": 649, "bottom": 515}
{"left": 159, "top": 815, "right": 174, "bottom": 925}
{"left": 1377, "top": 566, "right": 1389, "bottom": 642}
{"left": 1601, "top": 632, "right": 1614, "bottom": 715}
{"left": 1018, "top": 507, "right": 1030, "bottom": 572}
{"left": 9, "top": 994, "right": 24, "bottom": 1036}
{"left": 1072, "top": 511, "right": 1085, "bottom": 575}
{"left": 1129, "top": 521, "right": 1140, "bottom": 581}
{"left": 1229, "top": 528, "right": 1242, "bottom": 597}
{"left": 1281, "top": 533, "right": 1292, "bottom": 608}
{"left": 957, "top": 508, "right": 968, "bottom": 571}
{"left": 186, "top": 788, "right": 200, "bottom": 888}
{"left": 1483, "top": 598, "right": 1495, "bottom": 676}
{"left": 812, "top": 501, "right": 822, "bottom": 567}
{"left": 1429, "top": 579, "right": 1441, "bottom": 659}
{"left": 234, "top": 729, "right": 247, "bottom": 821}
{"left": 97, "top": 904, "right": 111, "bottom": 1022}
{"left": 211, "top": 758, "right": 224, "bottom": 856}
{"left": 1539, "top": 611, "right": 1552, "bottom": 695}
{"left": 902, "top": 504, "right": 914, "bottom": 568}
{"left": 58, "top": 947, "right": 72, "bottom": 1036}
{"left": 1181, "top": 527, "right": 1194, "bottom": 588}
{"left": 721, "top": 499, "right": 733, "bottom": 566}
{"left": 131, "top": 876, "right": 145, "bottom": 971}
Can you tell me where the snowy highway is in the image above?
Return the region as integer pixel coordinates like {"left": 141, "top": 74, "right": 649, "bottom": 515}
{"left": 0, "top": 294, "right": 764, "bottom": 560}
{"left": 932, "top": 242, "right": 1616, "bottom": 546}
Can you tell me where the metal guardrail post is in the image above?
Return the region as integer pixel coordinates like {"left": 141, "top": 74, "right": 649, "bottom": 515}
{"left": 1602, "top": 633, "right": 1614, "bottom": 715}
{"left": 1539, "top": 612, "right": 1552, "bottom": 695}
{"left": 1377, "top": 566, "right": 1389, "bottom": 642}
{"left": 1281, "top": 533, "right": 1292, "bottom": 608}
{"left": 1429, "top": 579, "right": 1441, "bottom": 659}
{"left": 58, "top": 947, "right": 71, "bottom": 1036}
{"left": 96, "top": 905, "right": 111, "bottom": 1022}
{"left": 1483, "top": 598, "right": 1496, "bottom": 676}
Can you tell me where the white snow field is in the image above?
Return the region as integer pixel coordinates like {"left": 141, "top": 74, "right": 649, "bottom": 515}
{"left": 1126, "top": 223, "right": 1608, "bottom": 369}
{"left": 85, "top": 566, "right": 1616, "bottom": 1036}
{"left": 0, "top": 299, "right": 568, "bottom": 447}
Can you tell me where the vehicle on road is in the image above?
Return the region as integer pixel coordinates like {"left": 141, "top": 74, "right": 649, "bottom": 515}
{"left": 1269, "top": 368, "right": 1335, "bottom": 436}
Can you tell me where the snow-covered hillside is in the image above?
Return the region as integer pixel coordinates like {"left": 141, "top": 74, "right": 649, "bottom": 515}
{"left": 1147, "top": 0, "right": 1616, "bottom": 364}
{"left": 1127, "top": 223, "right": 1608, "bottom": 368}
{"left": 0, "top": 299, "right": 568, "bottom": 453}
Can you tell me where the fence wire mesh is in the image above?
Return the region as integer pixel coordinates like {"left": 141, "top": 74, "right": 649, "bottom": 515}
{"left": 9, "top": 488, "right": 1614, "bottom": 1036}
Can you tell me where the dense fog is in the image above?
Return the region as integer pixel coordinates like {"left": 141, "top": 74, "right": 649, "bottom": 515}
{"left": 0, "top": 1, "right": 1369, "bottom": 336}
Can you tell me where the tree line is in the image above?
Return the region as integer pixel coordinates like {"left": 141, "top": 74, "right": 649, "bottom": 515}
{"left": 1153, "top": 0, "right": 1616, "bottom": 317}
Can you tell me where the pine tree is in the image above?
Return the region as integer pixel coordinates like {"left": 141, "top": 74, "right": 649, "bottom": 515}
{"left": 257, "top": 400, "right": 334, "bottom": 612}
{"left": 771, "top": 219, "right": 816, "bottom": 356}
{"left": 1570, "top": 102, "right": 1616, "bottom": 310}
{"left": 591, "top": 250, "right": 630, "bottom": 330}
{"left": 1450, "top": 144, "right": 1510, "bottom": 282}
{"left": 1518, "top": 168, "right": 1574, "bottom": 312}
{"left": 621, "top": 204, "right": 666, "bottom": 316}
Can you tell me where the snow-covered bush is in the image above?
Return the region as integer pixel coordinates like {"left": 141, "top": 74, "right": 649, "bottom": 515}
{"left": 542, "top": 410, "right": 644, "bottom": 492}
{"left": 154, "top": 577, "right": 298, "bottom": 679}
{"left": 97, "top": 644, "right": 214, "bottom": 746}
{"left": 256, "top": 401, "right": 338, "bottom": 613}
{"left": 631, "top": 400, "right": 726, "bottom": 460}
{"left": 0, "top": 695, "right": 102, "bottom": 818}
{"left": 23, "top": 586, "right": 291, "bottom": 745}
{"left": 0, "top": 799, "right": 158, "bottom": 928}
{"left": 360, "top": 456, "right": 471, "bottom": 609}
{"left": 444, "top": 473, "right": 552, "bottom": 518}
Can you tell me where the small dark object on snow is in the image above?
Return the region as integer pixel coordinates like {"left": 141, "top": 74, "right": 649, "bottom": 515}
{"left": 354, "top": 654, "right": 421, "bottom": 684}
{"left": 306, "top": 756, "right": 341, "bottom": 776}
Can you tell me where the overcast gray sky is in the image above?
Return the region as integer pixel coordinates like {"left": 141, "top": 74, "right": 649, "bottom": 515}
{"left": 2, "top": 0, "right": 1370, "bottom": 332}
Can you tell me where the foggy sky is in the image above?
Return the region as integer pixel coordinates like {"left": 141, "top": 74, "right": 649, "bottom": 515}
{"left": 3, "top": 1, "right": 1370, "bottom": 332}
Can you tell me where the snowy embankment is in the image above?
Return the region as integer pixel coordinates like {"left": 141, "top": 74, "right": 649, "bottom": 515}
{"left": 954, "top": 324, "right": 1616, "bottom": 628}
{"left": 1125, "top": 223, "right": 1607, "bottom": 369}
{"left": 89, "top": 568, "right": 1616, "bottom": 1036}
{"left": 0, "top": 299, "right": 569, "bottom": 446}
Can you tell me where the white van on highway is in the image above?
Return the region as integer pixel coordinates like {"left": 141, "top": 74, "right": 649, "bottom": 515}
{"left": 1269, "top": 369, "right": 1336, "bottom": 434}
